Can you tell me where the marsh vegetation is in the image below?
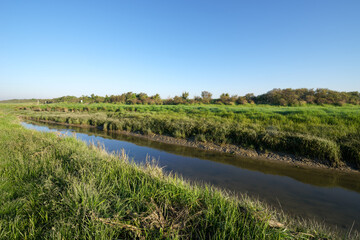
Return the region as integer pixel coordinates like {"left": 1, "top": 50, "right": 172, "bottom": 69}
{"left": 16, "top": 103, "right": 360, "bottom": 169}
{"left": 0, "top": 109, "right": 342, "bottom": 239}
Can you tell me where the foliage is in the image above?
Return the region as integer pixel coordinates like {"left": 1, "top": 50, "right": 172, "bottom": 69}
{"left": 14, "top": 103, "right": 360, "bottom": 169}
{"left": 201, "top": 91, "right": 213, "bottom": 104}
{"left": 31, "top": 88, "right": 360, "bottom": 106}
{"left": 0, "top": 109, "right": 337, "bottom": 239}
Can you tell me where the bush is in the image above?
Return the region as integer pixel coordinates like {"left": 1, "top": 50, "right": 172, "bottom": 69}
{"left": 143, "top": 128, "right": 152, "bottom": 135}
{"left": 283, "top": 134, "right": 341, "bottom": 166}
{"left": 173, "top": 130, "right": 185, "bottom": 139}
{"left": 195, "top": 134, "right": 206, "bottom": 142}
{"left": 340, "top": 139, "right": 360, "bottom": 169}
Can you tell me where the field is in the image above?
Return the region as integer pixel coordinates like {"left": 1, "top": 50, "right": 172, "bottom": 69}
{"left": 13, "top": 103, "right": 360, "bottom": 169}
{"left": 0, "top": 107, "right": 341, "bottom": 239}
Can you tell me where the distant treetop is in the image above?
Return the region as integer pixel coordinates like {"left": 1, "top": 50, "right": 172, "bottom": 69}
{"left": 32, "top": 88, "right": 360, "bottom": 106}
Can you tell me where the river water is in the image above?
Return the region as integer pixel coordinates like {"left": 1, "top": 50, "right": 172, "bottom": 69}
{"left": 21, "top": 121, "right": 360, "bottom": 232}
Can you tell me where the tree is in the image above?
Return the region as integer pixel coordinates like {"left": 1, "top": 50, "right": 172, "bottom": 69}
{"left": 201, "top": 91, "right": 212, "bottom": 104}
{"left": 236, "top": 96, "right": 248, "bottom": 105}
{"left": 173, "top": 96, "right": 185, "bottom": 105}
{"left": 137, "top": 93, "right": 149, "bottom": 104}
{"left": 194, "top": 96, "right": 202, "bottom": 103}
{"left": 151, "top": 94, "right": 163, "bottom": 105}
{"left": 220, "top": 93, "right": 230, "bottom": 104}
{"left": 245, "top": 93, "right": 255, "bottom": 102}
{"left": 182, "top": 92, "right": 189, "bottom": 100}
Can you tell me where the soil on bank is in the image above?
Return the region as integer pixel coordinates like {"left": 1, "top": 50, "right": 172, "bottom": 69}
{"left": 23, "top": 117, "right": 359, "bottom": 174}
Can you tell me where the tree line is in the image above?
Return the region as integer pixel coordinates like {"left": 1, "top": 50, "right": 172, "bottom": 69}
{"left": 43, "top": 88, "right": 360, "bottom": 106}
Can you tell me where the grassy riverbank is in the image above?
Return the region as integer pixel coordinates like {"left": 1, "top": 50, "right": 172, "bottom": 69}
{"left": 14, "top": 103, "right": 360, "bottom": 169}
{"left": 0, "top": 109, "right": 343, "bottom": 239}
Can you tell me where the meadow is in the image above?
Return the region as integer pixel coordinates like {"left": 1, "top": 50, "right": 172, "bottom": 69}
{"left": 0, "top": 107, "right": 341, "bottom": 239}
{"left": 15, "top": 103, "right": 360, "bottom": 169}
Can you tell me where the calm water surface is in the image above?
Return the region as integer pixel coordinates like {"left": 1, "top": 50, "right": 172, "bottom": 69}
{"left": 21, "top": 121, "right": 360, "bottom": 232}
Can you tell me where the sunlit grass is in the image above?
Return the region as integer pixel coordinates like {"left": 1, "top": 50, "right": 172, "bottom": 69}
{"left": 1, "top": 108, "right": 353, "bottom": 239}
{"left": 10, "top": 103, "right": 360, "bottom": 169}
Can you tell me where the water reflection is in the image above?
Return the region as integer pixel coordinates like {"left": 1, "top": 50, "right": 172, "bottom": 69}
{"left": 22, "top": 121, "right": 360, "bottom": 232}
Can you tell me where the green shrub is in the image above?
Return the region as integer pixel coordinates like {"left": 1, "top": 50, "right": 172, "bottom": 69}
{"left": 283, "top": 134, "right": 341, "bottom": 166}
{"left": 231, "top": 128, "right": 259, "bottom": 147}
{"left": 340, "top": 139, "right": 360, "bottom": 169}
{"left": 143, "top": 128, "right": 152, "bottom": 135}
{"left": 195, "top": 134, "right": 207, "bottom": 142}
{"left": 173, "top": 130, "right": 185, "bottom": 139}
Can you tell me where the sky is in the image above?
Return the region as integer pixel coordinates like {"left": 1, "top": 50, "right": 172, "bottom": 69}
{"left": 1, "top": 0, "right": 360, "bottom": 100}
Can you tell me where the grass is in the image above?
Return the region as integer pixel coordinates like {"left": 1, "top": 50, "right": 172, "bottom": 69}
{"left": 0, "top": 107, "right": 347, "bottom": 239}
{"left": 12, "top": 103, "right": 360, "bottom": 169}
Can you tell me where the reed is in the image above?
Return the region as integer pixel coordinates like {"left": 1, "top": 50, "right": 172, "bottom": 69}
{"left": 15, "top": 103, "right": 360, "bottom": 168}
{"left": 0, "top": 109, "right": 345, "bottom": 239}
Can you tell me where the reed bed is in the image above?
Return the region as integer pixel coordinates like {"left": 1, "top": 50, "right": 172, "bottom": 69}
{"left": 0, "top": 108, "right": 345, "bottom": 239}
{"left": 15, "top": 103, "right": 360, "bottom": 169}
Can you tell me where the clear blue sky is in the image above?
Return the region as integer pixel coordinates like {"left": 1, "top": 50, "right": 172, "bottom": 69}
{"left": 1, "top": 0, "right": 360, "bottom": 100}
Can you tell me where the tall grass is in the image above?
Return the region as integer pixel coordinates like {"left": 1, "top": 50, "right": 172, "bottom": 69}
{"left": 14, "top": 103, "right": 360, "bottom": 168}
{"left": 0, "top": 109, "right": 341, "bottom": 239}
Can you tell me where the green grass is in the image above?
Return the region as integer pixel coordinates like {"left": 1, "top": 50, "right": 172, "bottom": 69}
{"left": 12, "top": 103, "right": 360, "bottom": 169}
{"left": 0, "top": 108, "right": 346, "bottom": 239}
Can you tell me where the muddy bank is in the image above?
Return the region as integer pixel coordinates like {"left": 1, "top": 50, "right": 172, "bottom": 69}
{"left": 21, "top": 117, "right": 359, "bottom": 173}
{"left": 113, "top": 128, "right": 358, "bottom": 173}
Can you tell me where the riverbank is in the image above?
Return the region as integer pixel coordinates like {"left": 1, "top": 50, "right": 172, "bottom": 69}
{"left": 22, "top": 117, "right": 360, "bottom": 174}
{"left": 12, "top": 103, "right": 360, "bottom": 170}
{"left": 0, "top": 109, "right": 344, "bottom": 239}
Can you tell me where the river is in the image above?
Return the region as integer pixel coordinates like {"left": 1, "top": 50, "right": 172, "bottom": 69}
{"left": 21, "top": 121, "right": 360, "bottom": 233}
